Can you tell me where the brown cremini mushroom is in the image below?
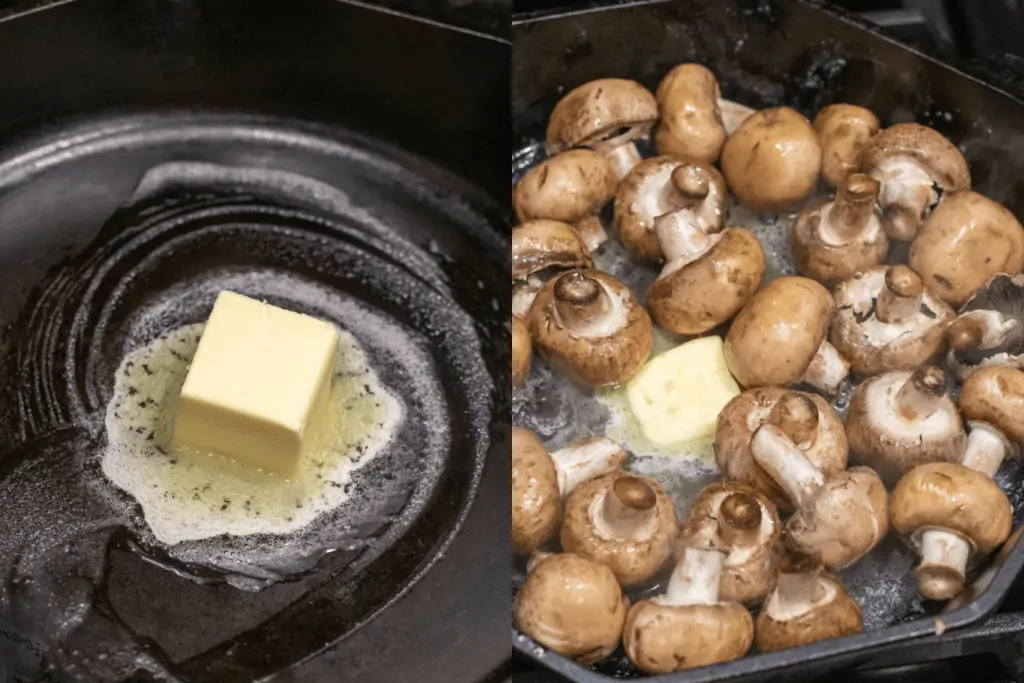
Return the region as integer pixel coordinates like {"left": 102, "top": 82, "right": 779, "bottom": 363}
{"left": 845, "top": 366, "right": 966, "bottom": 485}
{"left": 715, "top": 388, "right": 848, "bottom": 512}
{"left": 830, "top": 265, "right": 956, "bottom": 376}
{"left": 561, "top": 471, "right": 679, "bottom": 588}
{"left": 512, "top": 427, "right": 629, "bottom": 556}
{"left": 791, "top": 173, "right": 889, "bottom": 287}
{"left": 891, "top": 462, "right": 1013, "bottom": 601}
{"left": 623, "top": 544, "right": 754, "bottom": 674}
{"left": 860, "top": 122, "right": 971, "bottom": 241}
{"left": 946, "top": 273, "right": 1024, "bottom": 380}
{"left": 958, "top": 366, "right": 1024, "bottom": 478}
{"left": 546, "top": 78, "right": 658, "bottom": 180}
{"left": 654, "top": 63, "right": 727, "bottom": 163}
{"left": 511, "top": 219, "right": 592, "bottom": 317}
{"left": 909, "top": 192, "right": 1024, "bottom": 307}
{"left": 724, "top": 276, "right": 850, "bottom": 395}
{"left": 755, "top": 552, "right": 863, "bottom": 652}
{"left": 527, "top": 269, "right": 653, "bottom": 387}
{"left": 515, "top": 553, "right": 629, "bottom": 663}
{"left": 814, "top": 104, "right": 880, "bottom": 186}
{"left": 514, "top": 149, "right": 618, "bottom": 252}
{"left": 721, "top": 107, "right": 822, "bottom": 213}
{"left": 512, "top": 315, "right": 532, "bottom": 388}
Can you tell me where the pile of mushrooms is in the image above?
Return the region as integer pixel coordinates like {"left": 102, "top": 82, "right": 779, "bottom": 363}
{"left": 511, "top": 60, "right": 1024, "bottom": 676}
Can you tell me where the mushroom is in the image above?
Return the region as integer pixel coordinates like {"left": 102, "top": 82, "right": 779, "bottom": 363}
{"left": 512, "top": 315, "right": 532, "bottom": 388}
{"left": 512, "top": 427, "right": 629, "bottom": 556}
{"left": 860, "top": 122, "right": 971, "bottom": 242}
{"left": 946, "top": 274, "right": 1024, "bottom": 380}
{"left": 845, "top": 366, "right": 965, "bottom": 485}
{"left": 813, "top": 104, "right": 880, "bottom": 186}
{"left": 910, "top": 192, "right": 1024, "bottom": 307}
{"left": 674, "top": 481, "right": 781, "bottom": 605}
{"left": 561, "top": 471, "right": 679, "bottom": 588}
{"left": 526, "top": 269, "right": 654, "bottom": 387}
{"left": 719, "top": 99, "right": 755, "bottom": 135}
{"left": 623, "top": 543, "right": 753, "bottom": 674}
{"left": 790, "top": 173, "right": 888, "bottom": 287}
{"left": 720, "top": 107, "right": 822, "bottom": 213}
{"left": 724, "top": 276, "right": 850, "bottom": 395}
{"left": 645, "top": 164, "right": 766, "bottom": 334}
{"left": 958, "top": 365, "right": 1024, "bottom": 478}
{"left": 715, "top": 388, "right": 848, "bottom": 512}
{"left": 755, "top": 552, "right": 863, "bottom": 653}
{"left": 750, "top": 411, "right": 888, "bottom": 569}
{"left": 654, "top": 63, "right": 728, "bottom": 163}
{"left": 546, "top": 78, "right": 658, "bottom": 181}
{"left": 891, "top": 462, "right": 1013, "bottom": 600}
{"left": 514, "top": 553, "right": 629, "bottom": 664}
{"left": 830, "top": 265, "right": 956, "bottom": 376}
{"left": 514, "top": 149, "right": 618, "bottom": 252}
{"left": 612, "top": 156, "right": 726, "bottom": 262}
{"left": 511, "top": 219, "right": 592, "bottom": 317}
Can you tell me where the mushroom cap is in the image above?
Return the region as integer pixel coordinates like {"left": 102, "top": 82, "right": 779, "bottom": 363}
{"left": 860, "top": 122, "right": 970, "bottom": 194}
{"left": 646, "top": 227, "right": 766, "bottom": 335}
{"left": 814, "top": 104, "right": 881, "bottom": 186}
{"left": 910, "top": 192, "right": 1024, "bottom": 307}
{"left": 720, "top": 107, "right": 823, "bottom": 213}
{"left": 512, "top": 427, "right": 561, "bottom": 555}
{"left": 560, "top": 471, "right": 679, "bottom": 588}
{"left": 845, "top": 370, "right": 965, "bottom": 484}
{"left": 514, "top": 149, "right": 618, "bottom": 224}
{"left": 526, "top": 269, "right": 653, "bottom": 388}
{"left": 623, "top": 600, "right": 753, "bottom": 674}
{"left": 512, "top": 219, "right": 593, "bottom": 282}
{"left": 613, "top": 156, "right": 727, "bottom": 262}
{"left": 514, "top": 552, "right": 629, "bottom": 664}
{"left": 755, "top": 574, "right": 862, "bottom": 653}
{"left": 786, "top": 466, "right": 889, "bottom": 569}
{"left": 831, "top": 266, "right": 956, "bottom": 376}
{"left": 949, "top": 273, "right": 1024, "bottom": 377}
{"left": 546, "top": 79, "right": 658, "bottom": 155}
{"left": 724, "top": 276, "right": 835, "bottom": 388}
{"left": 891, "top": 462, "right": 1012, "bottom": 555}
{"left": 654, "top": 63, "right": 728, "bottom": 163}
{"left": 675, "top": 481, "right": 781, "bottom": 605}
{"left": 959, "top": 365, "right": 1024, "bottom": 444}
{"left": 714, "top": 387, "right": 848, "bottom": 512}
{"left": 512, "top": 315, "right": 533, "bottom": 388}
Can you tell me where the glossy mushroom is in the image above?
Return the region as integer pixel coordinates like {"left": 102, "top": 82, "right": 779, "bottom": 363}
{"left": 624, "top": 544, "right": 754, "bottom": 674}
{"left": 845, "top": 366, "right": 966, "bottom": 485}
{"left": 526, "top": 269, "right": 654, "bottom": 388}
{"left": 891, "top": 462, "right": 1013, "bottom": 600}
{"left": 654, "top": 63, "right": 728, "bottom": 162}
{"left": 724, "top": 276, "right": 850, "bottom": 396}
{"left": 791, "top": 173, "right": 888, "bottom": 287}
{"left": 910, "top": 192, "right": 1024, "bottom": 307}
{"left": 830, "top": 265, "right": 956, "bottom": 376}
{"left": 514, "top": 553, "right": 629, "bottom": 663}
{"left": 860, "top": 122, "right": 971, "bottom": 242}
{"left": 546, "top": 78, "right": 658, "bottom": 180}
{"left": 561, "top": 471, "right": 679, "bottom": 588}
{"left": 946, "top": 273, "right": 1024, "bottom": 380}
{"left": 721, "top": 107, "right": 822, "bottom": 213}
{"left": 511, "top": 219, "right": 592, "bottom": 317}
{"left": 512, "top": 315, "right": 532, "bottom": 388}
{"left": 814, "top": 104, "right": 880, "bottom": 186}
{"left": 715, "top": 388, "right": 848, "bottom": 512}
{"left": 958, "top": 366, "right": 1024, "bottom": 478}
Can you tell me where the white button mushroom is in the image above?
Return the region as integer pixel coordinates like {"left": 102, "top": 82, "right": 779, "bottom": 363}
{"left": 546, "top": 78, "right": 658, "bottom": 181}
{"left": 830, "top": 265, "right": 956, "bottom": 377}
{"left": 512, "top": 315, "right": 532, "bottom": 388}
{"left": 958, "top": 366, "right": 1024, "bottom": 478}
{"left": 845, "top": 366, "right": 966, "bottom": 485}
{"left": 623, "top": 544, "right": 754, "bottom": 674}
{"left": 560, "top": 471, "right": 679, "bottom": 588}
{"left": 891, "top": 462, "right": 1013, "bottom": 600}
{"left": 514, "top": 553, "right": 629, "bottom": 664}
{"left": 791, "top": 173, "right": 889, "bottom": 287}
{"left": 512, "top": 219, "right": 593, "bottom": 318}
{"left": 946, "top": 273, "right": 1024, "bottom": 381}
{"left": 654, "top": 63, "right": 728, "bottom": 163}
{"left": 813, "top": 104, "right": 880, "bottom": 186}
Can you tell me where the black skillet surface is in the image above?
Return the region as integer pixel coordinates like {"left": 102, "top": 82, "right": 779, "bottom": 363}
{"left": 0, "top": 1, "right": 510, "bottom": 682}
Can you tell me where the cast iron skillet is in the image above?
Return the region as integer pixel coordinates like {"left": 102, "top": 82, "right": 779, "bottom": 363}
{"left": 0, "top": 1, "right": 510, "bottom": 682}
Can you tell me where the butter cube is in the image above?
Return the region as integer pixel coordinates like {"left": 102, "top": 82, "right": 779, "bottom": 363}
{"left": 172, "top": 291, "right": 338, "bottom": 477}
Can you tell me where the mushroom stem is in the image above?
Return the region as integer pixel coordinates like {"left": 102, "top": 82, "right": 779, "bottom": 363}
{"left": 774, "top": 553, "right": 823, "bottom": 615}
{"left": 947, "top": 310, "right": 1019, "bottom": 352}
{"left": 601, "top": 142, "right": 643, "bottom": 181}
{"left": 551, "top": 271, "right": 626, "bottom": 338}
{"left": 595, "top": 476, "right": 658, "bottom": 540}
{"left": 824, "top": 173, "right": 880, "bottom": 245}
{"left": 874, "top": 157, "right": 935, "bottom": 241}
{"left": 717, "top": 99, "right": 755, "bottom": 136}
{"left": 573, "top": 216, "right": 609, "bottom": 253}
{"left": 750, "top": 425, "right": 825, "bottom": 507}
{"left": 767, "top": 393, "right": 819, "bottom": 449}
{"left": 801, "top": 340, "right": 850, "bottom": 396}
{"left": 717, "top": 492, "right": 763, "bottom": 548}
{"left": 550, "top": 437, "right": 629, "bottom": 497}
{"left": 876, "top": 265, "right": 925, "bottom": 324}
{"left": 654, "top": 210, "right": 713, "bottom": 265}
{"left": 663, "top": 546, "right": 725, "bottom": 606}
{"left": 962, "top": 421, "right": 1011, "bottom": 478}
{"left": 917, "top": 528, "right": 971, "bottom": 601}
{"left": 894, "top": 366, "right": 948, "bottom": 421}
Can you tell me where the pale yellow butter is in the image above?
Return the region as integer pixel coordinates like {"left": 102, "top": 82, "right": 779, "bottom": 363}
{"left": 172, "top": 291, "right": 339, "bottom": 478}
